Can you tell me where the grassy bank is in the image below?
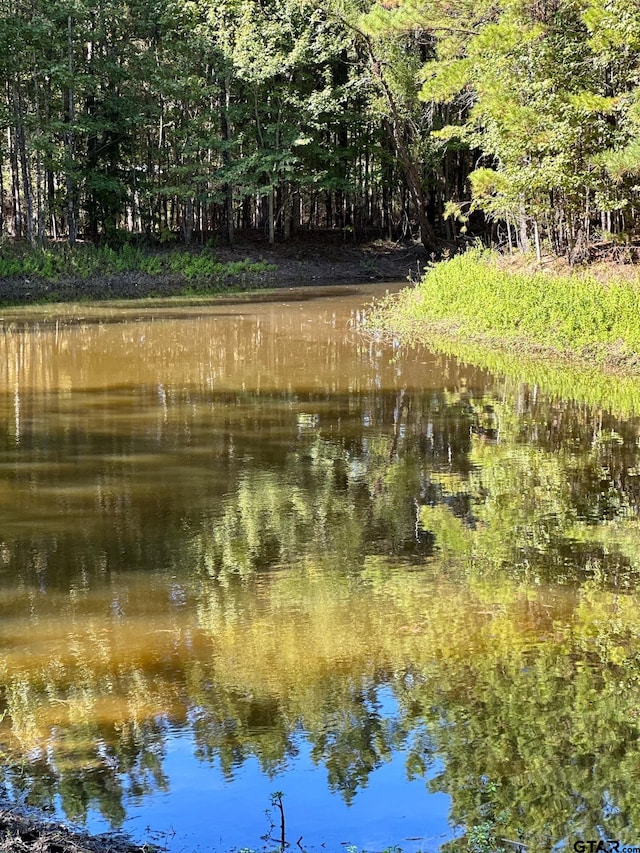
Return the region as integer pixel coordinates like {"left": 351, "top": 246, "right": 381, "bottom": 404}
{"left": 364, "top": 248, "right": 640, "bottom": 415}
{"left": 368, "top": 249, "right": 640, "bottom": 366}
{"left": 0, "top": 237, "right": 426, "bottom": 306}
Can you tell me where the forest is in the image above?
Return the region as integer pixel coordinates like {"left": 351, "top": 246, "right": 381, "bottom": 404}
{"left": 1, "top": 0, "right": 639, "bottom": 259}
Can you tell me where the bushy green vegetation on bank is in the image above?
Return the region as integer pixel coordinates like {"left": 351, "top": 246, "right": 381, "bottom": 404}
{"left": 0, "top": 243, "right": 276, "bottom": 285}
{"left": 367, "top": 250, "right": 640, "bottom": 371}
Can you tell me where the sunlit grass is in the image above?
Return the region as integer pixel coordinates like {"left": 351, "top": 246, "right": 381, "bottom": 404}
{"left": 364, "top": 248, "right": 640, "bottom": 414}
{"left": 412, "top": 249, "right": 640, "bottom": 352}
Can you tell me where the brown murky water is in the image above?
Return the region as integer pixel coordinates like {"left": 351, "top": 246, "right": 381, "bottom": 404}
{"left": 0, "top": 285, "right": 640, "bottom": 852}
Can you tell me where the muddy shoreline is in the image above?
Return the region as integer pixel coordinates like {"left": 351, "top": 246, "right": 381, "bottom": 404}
{"left": 0, "top": 240, "right": 427, "bottom": 306}
{"left": 0, "top": 807, "right": 155, "bottom": 853}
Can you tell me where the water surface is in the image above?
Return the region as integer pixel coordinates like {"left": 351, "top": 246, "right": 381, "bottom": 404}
{"left": 1, "top": 285, "right": 640, "bottom": 851}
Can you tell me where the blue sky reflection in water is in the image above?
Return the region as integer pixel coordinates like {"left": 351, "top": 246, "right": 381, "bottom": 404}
{"left": 87, "top": 700, "right": 453, "bottom": 853}
{"left": 2, "top": 285, "right": 640, "bottom": 850}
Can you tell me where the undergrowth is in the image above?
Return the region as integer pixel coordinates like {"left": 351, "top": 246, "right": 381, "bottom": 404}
{"left": 0, "top": 242, "right": 277, "bottom": 285}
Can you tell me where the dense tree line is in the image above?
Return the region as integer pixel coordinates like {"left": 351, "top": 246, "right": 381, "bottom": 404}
{"left": 1, "top": 0, "right": 640, "bottom": 257}
{"left": 380, "top": 0, "right": 640, "bottom": 260}
{"left": 0, "top": 0, "right": 440, "bottom": 247}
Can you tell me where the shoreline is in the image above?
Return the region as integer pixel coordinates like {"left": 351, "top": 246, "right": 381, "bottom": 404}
{"left": 0, "top": 240, "right": 427, "bottom": 308}
{"left": 0, "top": 806, "right": 153, "bottom": 853}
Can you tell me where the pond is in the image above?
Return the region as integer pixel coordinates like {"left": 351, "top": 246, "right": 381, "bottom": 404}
{"left": 0, "top": 284, "right": 640, "bottom": 853}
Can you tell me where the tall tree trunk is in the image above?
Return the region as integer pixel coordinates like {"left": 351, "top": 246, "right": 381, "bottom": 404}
{"left": 283, "top": 183, "right": 291, "bottom": 240}
{"left": 0, "top": 145, "right": 4, "bottom": 238}
{"left": 10, "top": 78, "right": 33, "bottom": 243}
{"left": 363, "top": 37, "right": 437, "bottom": 251}
{"left": 518, "top": 214, "right": 529, "bottom": 253}
{"left": 220, "top": 76, "right": 234, "bottom": 246}
{"left": 7, "top": 122, "right": 22, "bottom": 238}
{"left": 291, "top": 188, "right": 300, "bottom": 235}
{"left": 47, "top": 170, "right": 57, "bottom": 240}
{"left": 181, "top": 197, "right": 193, "bottom": 245}
{"left": 65, "top": 15, "right": 77, "bottom": 245}
{"left": 267, "top": 187, "right": 275, "bottom": 246}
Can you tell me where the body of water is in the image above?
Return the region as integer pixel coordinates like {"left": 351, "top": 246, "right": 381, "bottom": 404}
{"left": 0, "top": 285, "right": 639, "bottom": 851}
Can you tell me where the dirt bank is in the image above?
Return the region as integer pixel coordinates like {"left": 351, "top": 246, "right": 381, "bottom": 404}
{"left": 0, "top": 808, "right": 154, "bottom": 853}
{"left": 0, "top": 239, "right": 427, "bottom": 305}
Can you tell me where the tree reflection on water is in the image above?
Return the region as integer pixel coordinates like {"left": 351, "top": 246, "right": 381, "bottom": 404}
{"left": 0, "top": 305, "right": 639, "bottom": 847}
